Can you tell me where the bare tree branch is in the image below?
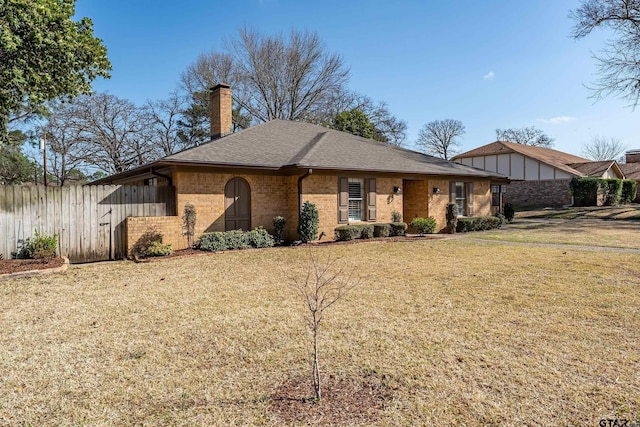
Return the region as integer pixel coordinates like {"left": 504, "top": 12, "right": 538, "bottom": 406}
{"left": 581, "top": 135, "right": 627, "bottom": 160}
{"left": 417, "top": 119, "right": 465, "bottom": 160}
{"left": 495, "top": 126, "right": 554, "bottom": 147}
{"left": 571, "top": 0, "right": 640, "bottom": 107}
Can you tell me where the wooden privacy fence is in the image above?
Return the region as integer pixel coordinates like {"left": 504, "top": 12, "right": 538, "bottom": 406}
{"left": 0, "top": 185, "right": 176, "bottom": 263}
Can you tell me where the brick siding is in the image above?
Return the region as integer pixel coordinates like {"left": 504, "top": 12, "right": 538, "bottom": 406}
{"left": 504, "top": 179, "right": 573, "bottom": 208}
{"left": 126, "top": 216, "right": 186, "bottom": 256}
{"left": 125, "top": 170, "right": 496, "bottom": 249}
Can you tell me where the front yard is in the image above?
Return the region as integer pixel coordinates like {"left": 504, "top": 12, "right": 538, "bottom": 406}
{"left": 473, "top": 206, "right": 640, "bottom": 249}
{"left": 1, "top": 228, "right": 639, "bottom": 425}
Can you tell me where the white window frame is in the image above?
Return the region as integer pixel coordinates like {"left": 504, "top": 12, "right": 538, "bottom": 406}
{"left": 348, "top": 178, "right": 365, "bottom": 221}
{"left": 455, "top": 182, "right": 466, "bottom": 217}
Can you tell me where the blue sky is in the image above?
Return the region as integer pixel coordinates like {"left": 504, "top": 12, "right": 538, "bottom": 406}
{"left": 75, "top": 0, "right": 639, "bottom": 157}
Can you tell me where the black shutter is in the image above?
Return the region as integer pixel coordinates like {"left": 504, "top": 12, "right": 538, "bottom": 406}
{"left": 367, "top": 178, "right": 376, "bottom": 221}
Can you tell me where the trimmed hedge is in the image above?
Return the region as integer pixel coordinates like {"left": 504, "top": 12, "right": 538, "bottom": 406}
{"left": 570, "top": 177, "right": 600, "bottom": 207}
{"left": 621, "top": 180, "right": 638, "bottom": 204}
{"left": 195, "top": 227, "right": 275, "bottom": 252}
{"left": 334, "top": 224, "right": 374, "bottom": 241}
{"left": 602, "top": 178, "right": 623, "bottom": 206}
{"left": 335, "top": 222, "right": 407, "bottom": 241}
{"left": 373, "top": 223, "right": 391, "bottom": 238}
{"left": 570, "top": 177, "right": 634, "bottom": 206}
{"left": 389, "top": 222, "right": 408, "bottom": 236}
{"left": 456, "top": 216, "right": 502, "bottom": 233}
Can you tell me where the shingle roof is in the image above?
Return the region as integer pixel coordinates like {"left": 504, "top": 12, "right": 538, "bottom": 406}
{"left": 107, "top": 119, "right": 506, "bottom": 180}
{"left": 567, "top": 161, "right": 618, "bottom": 177}
{"left": 453, "top": 141, "right": 594, "bottom": 177}
{"left": 620, "top": 162, "right": 640, "bottom": 180}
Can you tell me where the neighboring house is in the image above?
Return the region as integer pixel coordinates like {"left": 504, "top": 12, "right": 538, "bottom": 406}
{"left": 97, "top": 84, "right": 508, "bottom": 252}
{"left": 452, "top": 141, "right": 625, "bottom": 208}
{"left": 619, "top": 149, "right": 640, "bottom": 203}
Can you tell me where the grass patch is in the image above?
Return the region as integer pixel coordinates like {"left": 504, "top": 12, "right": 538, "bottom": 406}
{"left": 475, "top": 216, "right": 640, "bottom": 249}
{"left": 519, "top": 206, "right": 640, "bottom": 220}
{"left": 1, "top": 241, "right": 639, "bottom": 425}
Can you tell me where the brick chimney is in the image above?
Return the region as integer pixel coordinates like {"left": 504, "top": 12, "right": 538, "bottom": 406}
{"left": 210, "top": 83, "right": 232, "bottom": 140}
{"left": 626, "top": 149, "right": 640, "bottom": 164}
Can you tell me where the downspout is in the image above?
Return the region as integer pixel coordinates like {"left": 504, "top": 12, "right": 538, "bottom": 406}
{"left": 298, "top": 168, "right": 313, "bottom": 223}
{"left": 150, "top": 167, "right": 173, "bottom": 187}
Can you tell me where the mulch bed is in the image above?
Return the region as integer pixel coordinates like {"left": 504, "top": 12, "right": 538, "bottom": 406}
{"left": 0, "top": 257, "right": 66, "bottom": 275}
{"left": 269, "top": 374, "right": 390, "bottom": 426}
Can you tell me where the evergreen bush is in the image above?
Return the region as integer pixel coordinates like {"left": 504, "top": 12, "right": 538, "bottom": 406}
{"left": 18, "top": 229, "right": 58, "bottom": 259}
{"left": 621, "top": 180, "right": 638, "bottom": 204}
{"left": 273, "top": 216, "right": 286, "bottom": 244}
{"left": 389, "top": 222, "right": 408, "bottom": 236}
{"left": 445, "top": 203, "right": 458, "bottom": 234}
{"left": 410, "top": 217, "right": 437, "bottom": 235}
{"left": 503, "top": 203, "right": 515, "bottom": 222}
{"left": 298, "top": 201, "right": 319, "bottom": 242}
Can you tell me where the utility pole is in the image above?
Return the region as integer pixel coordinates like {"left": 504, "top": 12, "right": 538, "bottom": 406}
{"left": 40, "top": 132, "right": 47, "bottom": 186}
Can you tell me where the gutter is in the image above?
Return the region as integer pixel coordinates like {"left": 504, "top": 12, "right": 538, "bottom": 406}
{"left": 298, "top": 168, "right": 313, "bottom": 222}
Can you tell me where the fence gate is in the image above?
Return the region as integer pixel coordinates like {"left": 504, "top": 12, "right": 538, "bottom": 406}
{"left": 0, "top": 185, "right": 175, "bottom": 263}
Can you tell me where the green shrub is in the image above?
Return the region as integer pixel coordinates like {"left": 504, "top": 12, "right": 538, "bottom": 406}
{"left": 273, "top": 216, "right": 286, "bottom": 243}
{"left": 503, "top": 203, "right": 515, "bottom": 222}
{"left": 570, "top": 177, "right": 600, "bottom": 206}
{"left": 335, "top": 225, "right": 361, "bottom": 241}
{"left": 130, "top": 229, "right": 164, "bottom": 258}
{"left": 373, "top": 223, "right": 391, "bottom": 238}
{"left": 621, "top": 180, "right": 638, "bottom": 204}
{"left": 298, "top": 201, "right": 319, "bottom": 242}
{"left": 19, "top": 229, "right": 58, "bottom": 259}
{"left": 224, "top": 229, "right": 249, "bottom": 250}
{"left": 445, "top": 203, "right": 458, "bottom": 234}
{"left": 495, "top": 212, "right": 507, "bottom": 226}
{"left": 389, "top": 222, "right": 408, "bottom": 236}
{"left": 391, "top": 210, "right": 402, "bottom": 223}
{"left": 195, "top": 232, "right": 227, "bottom": 252}
{"left": 456, "top": 216, "right": 502, "bottom": 233}
{"left": 410, "top": 217, "right": 437, "bottom": 235}
{"left": 195, "top": 228, "right": 275, "bottom": 251}
{"left": 246, "top": 227, "right": 275, "bottom": 248}
{"left": 602, "top": 178, "right": 623, "bottom": 206}
{"left": 145, "top": 241, "right": 173, "bottom": 257}
{"left": 360, "top": 224, "right": 374, "bottom": 239}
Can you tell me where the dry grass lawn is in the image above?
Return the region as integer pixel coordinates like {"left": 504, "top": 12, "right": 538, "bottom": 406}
{"left": 1, "top": 239, "right": 639, "bottom": 426}
{"left": 473, "top": 211, "right": 640, "bottom": 249}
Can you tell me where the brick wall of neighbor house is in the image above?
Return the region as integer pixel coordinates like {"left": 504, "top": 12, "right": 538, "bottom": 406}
{"left": 504, "top": 179, "right": 573, "bottom": 208}
{"left": 126, "top": 216, "right": 185, "bottom": 256}
{"left": 300, "top": 174, "right": 404, "bottom": 240}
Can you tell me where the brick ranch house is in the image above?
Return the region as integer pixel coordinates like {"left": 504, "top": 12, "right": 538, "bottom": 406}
{"left": 97, "top": 84, "right": 508, "bottom": 252}
{"left": 452, "top": 141, "right": 625, "bottom": 208}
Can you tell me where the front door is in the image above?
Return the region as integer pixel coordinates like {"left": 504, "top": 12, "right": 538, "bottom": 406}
{"left": 224, "top": 177, "right": 251, "bottom": 231}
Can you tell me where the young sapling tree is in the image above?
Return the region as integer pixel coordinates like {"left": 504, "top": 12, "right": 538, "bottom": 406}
{"left": 289, "top": 248, "right": 363, "bottom": 401}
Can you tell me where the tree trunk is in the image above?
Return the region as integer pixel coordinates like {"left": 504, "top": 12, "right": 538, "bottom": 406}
{"left": 312, "top": 316, "right": 321, "bottom": 400}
